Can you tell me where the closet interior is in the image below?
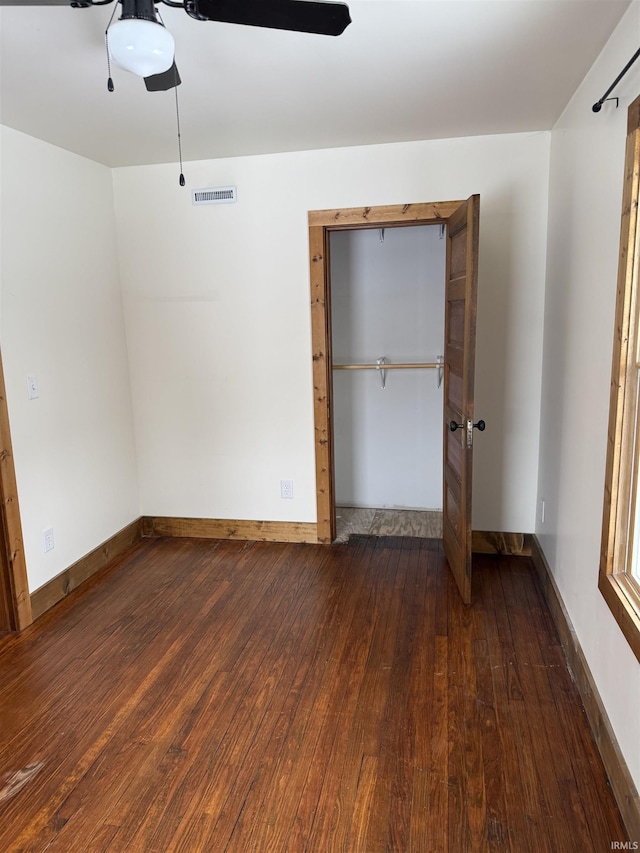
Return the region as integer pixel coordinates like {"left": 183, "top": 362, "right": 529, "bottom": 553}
{"left": 330, "top": 223, "right": 447, "bottom": 543}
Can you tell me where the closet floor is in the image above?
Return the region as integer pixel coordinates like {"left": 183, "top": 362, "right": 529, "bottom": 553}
{"left": 334, "top": 506, "right": 443, "bottom": 543}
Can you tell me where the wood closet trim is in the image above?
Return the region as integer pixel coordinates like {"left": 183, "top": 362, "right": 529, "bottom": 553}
{"left": 0, "top": 351, "right": 31, "bottom": 630}
{"left": 309, "top": 200, "right": 464, "bottom": 543}
{"left": 309, "top": 201, "right": 463, "bottom": 228}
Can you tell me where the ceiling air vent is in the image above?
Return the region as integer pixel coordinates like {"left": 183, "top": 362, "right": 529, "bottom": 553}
{"left": 192, "top": 186, "right": 237, "bottom": 206}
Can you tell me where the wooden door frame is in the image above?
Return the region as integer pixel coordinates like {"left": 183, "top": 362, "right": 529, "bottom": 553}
{"left": 309, "top": 200, "right": 464, "bottom": 544}
{"left": 0, "top": 351, "right": 32, "bottom": 631}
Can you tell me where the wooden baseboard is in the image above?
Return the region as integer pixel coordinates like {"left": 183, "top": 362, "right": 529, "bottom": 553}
{"left": 531, "top": 535, "right": 640, "bottom": 841}
{"left": 472, "top": 530, "right": 532, "bottom": 556}
{"left": 30, "top": 518, "right": 143, "bottom": 620}
{"left": 143, "top": 518, "right": 528, "bottom": 553}
{"left": 142, "top": 516, "right": 318, "bottom": 544}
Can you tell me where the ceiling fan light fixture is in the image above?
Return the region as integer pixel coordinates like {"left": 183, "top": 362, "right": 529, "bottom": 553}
{"left": 108, "top": 18, "right": 175, "bottom": 78}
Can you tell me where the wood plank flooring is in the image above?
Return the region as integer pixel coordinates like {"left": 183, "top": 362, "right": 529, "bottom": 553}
{"left": 0, "top": 535, "right": 629, "bottom": 851}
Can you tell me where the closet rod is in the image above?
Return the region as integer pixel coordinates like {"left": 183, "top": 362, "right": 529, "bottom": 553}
{"left": 333, "top": 362, "right": 441, "bottom": 370}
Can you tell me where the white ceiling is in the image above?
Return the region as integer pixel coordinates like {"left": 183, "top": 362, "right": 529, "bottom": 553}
{"left": 0, "top": 0, "right": 632, "bottom": 168}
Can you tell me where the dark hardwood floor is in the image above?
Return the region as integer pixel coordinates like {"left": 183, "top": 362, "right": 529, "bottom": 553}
{"left": 0, "top": 535, "right": 629, "bottom": 851}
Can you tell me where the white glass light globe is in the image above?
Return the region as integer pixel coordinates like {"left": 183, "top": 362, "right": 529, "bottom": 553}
{"left": 108, "top": 18, "right": 175, "bottom": 78}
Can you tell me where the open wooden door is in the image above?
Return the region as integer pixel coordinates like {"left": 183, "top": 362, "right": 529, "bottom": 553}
{"left": 442, "top": 195, "right": 480, "bottom": 604}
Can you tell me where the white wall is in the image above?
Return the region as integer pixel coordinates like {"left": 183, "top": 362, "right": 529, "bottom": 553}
{"left": 331, "top": 225, "right": 445, "bottom": 510}
{"left": 0, "top": 126, "right": 139, "bottom": 593}
{"left": 113, "top": 129, "right": 550, "bottom": 531}
{"left": 537, "top": 1, "right": 640, "bottom": 788}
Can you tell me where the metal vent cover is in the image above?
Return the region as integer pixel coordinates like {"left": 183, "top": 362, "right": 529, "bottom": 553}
{"left": 192, "top": 186, "right": 237, "bottom": 205}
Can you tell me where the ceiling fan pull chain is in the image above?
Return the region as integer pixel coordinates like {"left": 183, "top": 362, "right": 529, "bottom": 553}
{"left": 105, "top": 33, "right": 114, "bottom": 92}
{"left": 175, "top": 78, "right": 185, "bottom": 187}
{"left": 104, "top": 2, "right": 119, "bottom": 92}
{"left": 152, "top": 5, "right": 185, "bottom": 186}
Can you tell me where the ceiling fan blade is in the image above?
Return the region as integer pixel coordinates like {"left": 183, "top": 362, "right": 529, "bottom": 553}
{"left": 145, "top": 61, "right": 181, "bottom": 92}
{"left": 0, "top": 0, "right": 70, "bottom": 5}
{"left": 193, "top": 0, "right": 351, "bottom": 37}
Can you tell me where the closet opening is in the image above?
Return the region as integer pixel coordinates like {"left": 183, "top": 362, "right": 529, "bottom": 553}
{"left": 329, "top": 223, "right": 445, "bottom": 543}
{"left": 309, "top": 198, "right": 480, "bottom": 604}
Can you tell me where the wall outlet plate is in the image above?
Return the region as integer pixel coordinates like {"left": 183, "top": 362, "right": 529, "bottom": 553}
{"left": 27, "top": 375, "right": 39, "bottom": 400}
{"left": 280, "top": 479, "right": 294, "bottom": 499}
{"left": 43, "top": 527, "right": 54, "bottom": 552}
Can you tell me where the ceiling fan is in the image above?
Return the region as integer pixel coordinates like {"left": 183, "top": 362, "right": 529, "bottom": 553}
{"left": 1, "top": 0, "right": 352, "bottom": 92}
{"left": 1, "top": 0, "right": 351, "bottom": 184}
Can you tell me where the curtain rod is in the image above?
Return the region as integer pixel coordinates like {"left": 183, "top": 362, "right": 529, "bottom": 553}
{"left": 592, "top": 47, "right": 640, "bottom": 112}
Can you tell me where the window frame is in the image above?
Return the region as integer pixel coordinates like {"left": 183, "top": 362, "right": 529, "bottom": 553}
{"left": 600, "top": 93, "right": 640, "bottom": 663}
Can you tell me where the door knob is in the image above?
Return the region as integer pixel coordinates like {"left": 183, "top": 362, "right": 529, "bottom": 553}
{"left": 449, "top": 419, "right": 486, "bottom": 432}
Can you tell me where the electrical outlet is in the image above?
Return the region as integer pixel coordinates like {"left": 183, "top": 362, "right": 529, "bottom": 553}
{"left": 27, "top": 375, "right": 39, "bottom": 400}
{"left": 43, "top": 527, "right": 55, "bottom": 553}
{"left": 280, "top": 479, "right": 294, "bottom": 499}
